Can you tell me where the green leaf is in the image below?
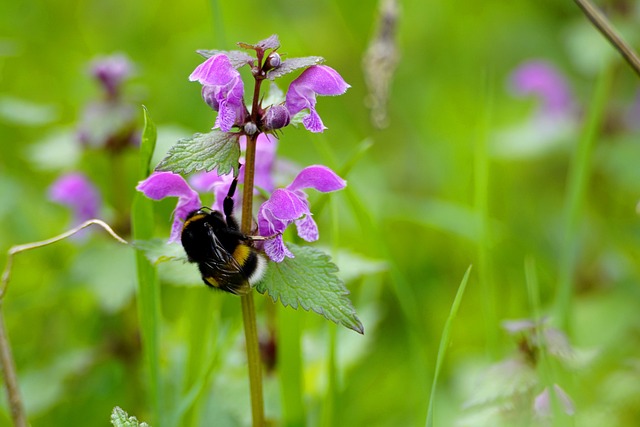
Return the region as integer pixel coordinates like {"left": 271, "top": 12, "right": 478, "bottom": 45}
{"left": 268, "top": 56, "right": 324, "bottom": 80}
{"left": 238, "top": 34, "right": 280, "bottom": 51}
{"left": 155, "top": 130, "right": 240, "bottom": 176}
{"left": 111, "top": 407, "right": 151, "bottom": 427}
{"left": 140, "top": 106, "right": 157, "bottom": 178}
{"left": 426, "top": 265, "right": 473, "bottom": 427}
{"left": 132, "top": 107, "right": 163, "bottom": 420}
{"left": 133, "top": 238, "right": 186, "bottom": 264}
{"left": 256, "top": 244, "right": 364, "bottom": 334}
{"left": 196, "top": 49, "right": 253, "bottom": 69}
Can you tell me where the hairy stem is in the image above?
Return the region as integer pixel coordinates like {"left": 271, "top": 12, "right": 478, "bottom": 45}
{"left": 240, "top": 133, "right": 264, "bottom": 426}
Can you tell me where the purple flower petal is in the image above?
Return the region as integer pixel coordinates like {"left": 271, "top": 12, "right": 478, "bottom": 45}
{"left": 295, "top": 214, "right": 318, "bottom": 242}
{"left": 265, "top": 188, "right": 310, "bottom": 221}
{"left": 285, "top": 65, "right": 350, "bottom": 133}
{"left": 136, "top": 171, "right": 202, "bottom": 242}
{"left": 287, "top": 165, "right": 346, "bottom": 193}
{"left": 510, "top": 60, "right": 573, "bottom": 117}
{"left": 190, "top": 54, "right": 246, "bottom": 132}
{"left": 48, "top": 172, "right": 101, "bottom": 223}
{"left": 257, "top": 165, "right": 346, "bottom": 262}
{"left": 90, "top": 54, "right": 133, "bottom": 98}
{"left": 189, "top": 54, "right": 238, "bottom": 86}
{"left": 263, "top": 235, "right": 294, "bottom": 263}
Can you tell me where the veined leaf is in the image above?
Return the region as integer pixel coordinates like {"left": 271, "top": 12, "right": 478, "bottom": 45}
{"left": 111, "top": 407, "right": 151, "bottom": 427}
{"left": 268, "top": 56, "right": 324, "bottom": 80}
{"left": 195, "top": 49, "right": 253, "bottom": 69}
{"left": 155, "top": 130, "right": 240, "bottom": 176}
{"left": 256, "top": 244, "right": 364, "bottom": 334}
{"left": 238, "top": 34, "right": 280, "bottom": 51}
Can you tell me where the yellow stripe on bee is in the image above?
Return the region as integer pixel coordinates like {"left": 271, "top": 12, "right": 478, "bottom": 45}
{"left": 204, "top": 276, "right": 220, "bottom": 288}
{"left": 183, "top": 213, "right": 208, "bottom": 229}
{"left": 233, "top": 244, "right": 251, "bottom": 265}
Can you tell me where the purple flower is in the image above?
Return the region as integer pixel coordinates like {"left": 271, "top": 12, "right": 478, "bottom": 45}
{"left": 509, "top": 60, "right": 574, "bottom": 117}
{"left": 190, "top": 54, "right": 246, "bottom": 132}
{"left": 257, "top": 165, "right": 346, "bottom": 262}
{"left": 285, "top": 65, "right": 350, "bottom": 133}
{"left": 48, "top": 172, "right": 101, "bottom": 223}
{"left": 90, "top": 54, "right": 134, "bottom": 99}
{"left": 136, "top": 172, "right": 202, "bottom": 243}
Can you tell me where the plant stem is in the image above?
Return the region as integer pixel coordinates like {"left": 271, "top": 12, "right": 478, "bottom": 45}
{"left": 573, "top": 0, "right": 640, "bottom": 77}
{"left": 0, "top": 308, "right": 26, "bottom": 427}
{"left": 240, "top": 132, "right": 265, "bottom": 427}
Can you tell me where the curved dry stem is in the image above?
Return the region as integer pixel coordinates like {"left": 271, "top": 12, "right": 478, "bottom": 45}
{"left": 0, "top": 219, "right": 127, "bottom": 427}
{"left": 573, "top": 0, "right": 640, "bottom": 77}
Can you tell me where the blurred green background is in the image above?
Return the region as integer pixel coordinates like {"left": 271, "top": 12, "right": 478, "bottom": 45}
{"left": 2, "top": 0, "right": 640, "bottom": 426}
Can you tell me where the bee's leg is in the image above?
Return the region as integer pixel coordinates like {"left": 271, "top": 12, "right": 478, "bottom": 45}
{"left": 246, "top": 233, "right": 281, "bottom": 242}
{"left": 223, "top": 171, "right": 240, "bottom": 230}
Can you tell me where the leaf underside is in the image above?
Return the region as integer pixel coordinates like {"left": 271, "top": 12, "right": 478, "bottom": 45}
{"left": 268, "top": 56, "right": 325, "bottom": 80}
{"left": 238, "top": 34, "right": 280, "bottom": 51}
{"left": 196, "top": 49, "right": 254, "bottom": 69}
{"left": 155, "top": 130, "right": 240, "bottom": 176}
{"left": 256, "top": 244, "right": 364, "bottom": 334}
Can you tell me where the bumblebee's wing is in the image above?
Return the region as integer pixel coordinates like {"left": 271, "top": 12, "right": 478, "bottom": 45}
{"left": 201, "top": 223, "right": 250, "bottom": 294}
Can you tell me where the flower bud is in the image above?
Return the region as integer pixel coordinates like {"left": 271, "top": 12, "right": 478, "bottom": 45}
{"left": 244, "top": 122, "right": 258, "bottom": 135}
{"left": 263, "top": 52, "right": 282, "bottom": 71}
{"left": 263, "top": 105, "right": 291, "bottom": 131}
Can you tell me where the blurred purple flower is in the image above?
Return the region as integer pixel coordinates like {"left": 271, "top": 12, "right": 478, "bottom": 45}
{"left": 257, "top": 165, "right": 346, "bottom": 262}
{"left": 534, "top": 384, "right": 575, "bottom": 417}
{"left": 77, "top": 101, "right": 138, "bottom": 150}
{"left": 285, "top": 65, "right": 350, "bottom": 133}
{"left": 190, "top": 54, "right": 247, "bottom": 132}
{"left": 79, "top": 54, "right": 139, "bottom": 151}
{"left": 509, "top": 60, "right": 574, "bottom": 117}
{"left": 136, "top": 172, "right": 202, "bottom": 243}
{"left": 48, "top": 172, "right": 101, "bottom": 223}
{"left": 90, "top": 54, "right": 134, "bottom": 99}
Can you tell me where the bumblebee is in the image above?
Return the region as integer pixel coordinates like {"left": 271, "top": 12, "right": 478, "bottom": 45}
{"left": 181, "top": 177, "right": 267, "bottom": 294}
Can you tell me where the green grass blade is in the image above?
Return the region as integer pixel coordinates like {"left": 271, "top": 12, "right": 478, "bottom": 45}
{"left": 132, "top": 106, "right": 164, "bottom": 425}
{"left": 425, "top": 265, "right": 472, "bottom": 427}
{"left": 555, "top": 66, "right": 612, "bottom": 333}
{"left": 474, "top": 73, "right": 498, "bottom": 357}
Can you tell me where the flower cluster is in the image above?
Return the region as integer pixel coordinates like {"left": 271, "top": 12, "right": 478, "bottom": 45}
{"left": 189, "top": 52, "right": 350, "bottom": 133}
{"left": 77, "top": 54, "right": 140, "bottom": 152}
{"left": 137, "top": 36, "right": 349, "bottom": 263}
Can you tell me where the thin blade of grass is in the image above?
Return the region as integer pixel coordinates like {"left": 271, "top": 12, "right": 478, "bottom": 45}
{"left": 132, "top": 106, "right": 163, "bottom": 425}
{"left": 475, "top": 71, "right": 497, "bottom": 357}
{"left": 425, "top": 265, "right": 472, "bottom": 427}
{"left": 555, "top": 66, "right": 612, "bottom": 333}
